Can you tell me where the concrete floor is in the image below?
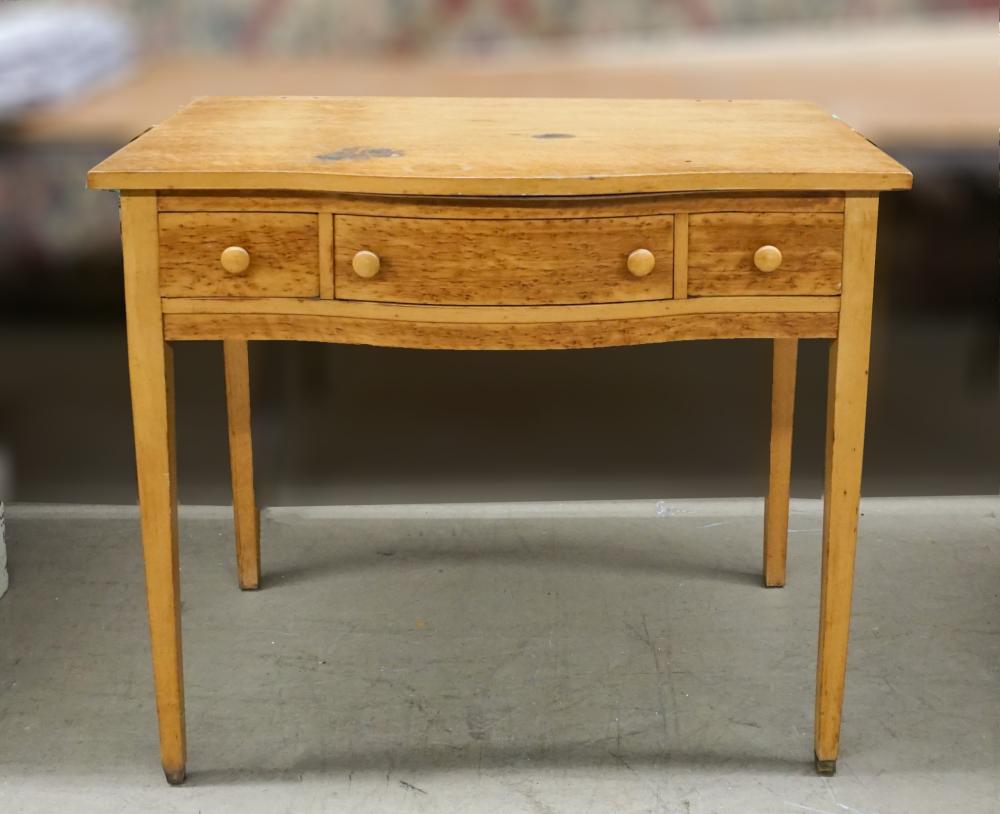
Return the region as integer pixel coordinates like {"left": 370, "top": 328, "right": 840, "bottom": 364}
{"left": 0, "top": 497, "right": 997, "bottom": 813}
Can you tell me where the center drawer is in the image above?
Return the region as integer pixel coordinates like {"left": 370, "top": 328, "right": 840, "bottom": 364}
{"left": 334, "top": 215, "right": 674, "bottom": 305}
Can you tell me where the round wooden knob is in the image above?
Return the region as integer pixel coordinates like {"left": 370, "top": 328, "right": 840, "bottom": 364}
{"left": 753, "top": 245, "right": 782, "bottom": 273}
{"left": 626, "top": 248, "right": 656, "bottom": 277}
{"left": 220, "top": 246, "right": 250, "bottom": 275}
{"left": 352, "top": 250, "right": 381, "bottom": 279}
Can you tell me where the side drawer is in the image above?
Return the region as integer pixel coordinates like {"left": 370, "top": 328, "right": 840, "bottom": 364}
{"left": 159, "top": 212, "right": 320, "bottom": 297}
{"left": 334, "top": 215, "right": 674, "bottom": 305}
{"left": 688, "top": 213, "right": 844, "bottom": 296}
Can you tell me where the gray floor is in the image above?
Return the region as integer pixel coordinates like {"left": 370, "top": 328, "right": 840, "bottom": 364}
{"left": 0, "top": 497, "right": 997, "bottom": 813}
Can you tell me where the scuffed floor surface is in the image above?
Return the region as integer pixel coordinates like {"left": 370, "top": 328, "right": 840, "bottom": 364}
{"left": 0, "top": 498, "right": 997, "bottom": 813}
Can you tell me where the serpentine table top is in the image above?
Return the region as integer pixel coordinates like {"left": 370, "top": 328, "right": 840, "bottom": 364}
{"left": 88, "top": 96, "right": 910, "bottom": 195}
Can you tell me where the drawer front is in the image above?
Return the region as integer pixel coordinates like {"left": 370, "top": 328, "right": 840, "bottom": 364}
{"left": 159, "top": 213, "right": 320, "bottom": 297}
{"left": 334, "top": 215, "right": 673, "bottom": 305}
{"left": 688, "top": 213, "right": 843, "bottom": 296}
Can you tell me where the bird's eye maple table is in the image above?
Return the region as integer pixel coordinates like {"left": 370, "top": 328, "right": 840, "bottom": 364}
{"left": 88, "top": 96, "right": 911, "bottom": 785}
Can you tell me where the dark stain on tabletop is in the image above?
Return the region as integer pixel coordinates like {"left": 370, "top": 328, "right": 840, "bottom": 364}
{"left": 316, "top": 146, "right": 404, "bottom": 161}
{"left": 532, "top": 132, "right": 575, "bottom": 139}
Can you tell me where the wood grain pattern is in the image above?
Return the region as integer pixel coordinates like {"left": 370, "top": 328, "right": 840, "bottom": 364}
{"left": 159, "top": 295, "right": 840, "bottom": 322}
{"left": 673, "top": 213, "right": 689, "bottom": 299}
{"left": 764, "top": 338, "right": 798, "bottom": 588}
{"left": 335, "top": 214, "right": 673, "bottom": 305}
{"left": 318, "top": 213, "right": 334, "bottom": 299}
{"left": 120, "top": 192, "right": 186, "bottom": 785}
{"left": 815, "top": 193, "right": 879, "bottom": 772}
{"left": 223, "top": 340, "right": 259, "bottom": 591}
{"left": 157, "top": 192, "right": 847, "bottom": 216}
{"left": 689, "top": 213, "right": 844, "bottom": 296}
{"left": 163, "top": 311, "right": 838, "bottom": 350}
{"left": 87, "top": 97, "right": 912, "bottom": 194}
{"left": 159, "top": 212, "right": 319, "bottom": 298}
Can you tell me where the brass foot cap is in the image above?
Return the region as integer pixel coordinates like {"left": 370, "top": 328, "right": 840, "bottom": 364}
{"left": 814, "top": 755, "right": 837, "bottom": 776}
{"left": 164, "top": 767, "right": 187, "bottom": 785}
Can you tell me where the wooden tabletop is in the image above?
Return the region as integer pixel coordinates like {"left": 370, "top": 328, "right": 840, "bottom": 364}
{"left": 87, "top": 96, "right": 911, "bottom": 196}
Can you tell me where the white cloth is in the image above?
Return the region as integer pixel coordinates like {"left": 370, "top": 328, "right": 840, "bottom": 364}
{"left": 0, "top": 4, "right": 134, "bottom": 118}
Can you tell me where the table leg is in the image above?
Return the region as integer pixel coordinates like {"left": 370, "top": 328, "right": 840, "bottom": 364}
{"left": 763, "top": 337, "right": 798, "bottom": 587}
{"left": 224, "top": 339, "right": 260, "bottom": 590}
{"left": 814, "top": 193, "right": 879, "bottom": 775}
{"left": 121, "top": 193, "right": 186, "bottom": 784}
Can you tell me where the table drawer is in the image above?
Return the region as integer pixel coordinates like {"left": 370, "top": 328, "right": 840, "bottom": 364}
{"left": 159, "top": 213, "right": 320, "bottom": 297}
{"left": 334, "top": 215, "right": 674, "bottom": 305}
{"left": 688, "top": 213, "right": 844, "bottom": 296}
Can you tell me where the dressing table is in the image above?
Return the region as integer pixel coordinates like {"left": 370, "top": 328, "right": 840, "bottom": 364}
{"left": 88, "top": 96, "right": 911, "bottom": 783}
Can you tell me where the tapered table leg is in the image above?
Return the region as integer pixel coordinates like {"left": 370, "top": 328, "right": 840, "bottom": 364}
{"left": 224, "top": 339, "right": 260, "bottom": 590}
{"left": 122, "top": 192, "right": 186, "bottom": 785}
{"left": 764, "top": 337, "right": 798, "bottom": 587}
{"left": 814, "top": 193, "right": 879, "bottom": 775}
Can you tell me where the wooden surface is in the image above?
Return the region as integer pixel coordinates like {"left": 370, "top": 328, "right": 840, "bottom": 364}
{"left": 318, "top": 214, "right": 334, "bottom": 299}
{"left": 159, "top": 295, "right": 839, "bottom": 321}
{"left": 159, "top": 213, "right": 319, "bottom": 298}
{"left": 688, "top": 213, "right": 844, "bottom": 295}
{"left": 334, "top": 214, "right": 673, "bottom": 305}
{"left": 87, "top": 97, "right": 911, "bottom": 195}
{"left": 627, "top": 248, "right": 656, "bottom": 278}
{"left": 163, "top": 311, "right": 837, "bottom": 350}
{"left": 120, "top": 192, "right": 186, "bottom": 785}
{"left": 158, "top": 192, "right": 846, "bottom": 216}
{"left": 223, "top": 340, "right": 260, "bottom": 591}
{"left": 764, "top": 338, "right": 798, "bottom": 588}
{"left": 672, "top": 213, "right": 690, "bottom": 298}
{"left": 815, "top": 193, "right": 879, "bottom": 770}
